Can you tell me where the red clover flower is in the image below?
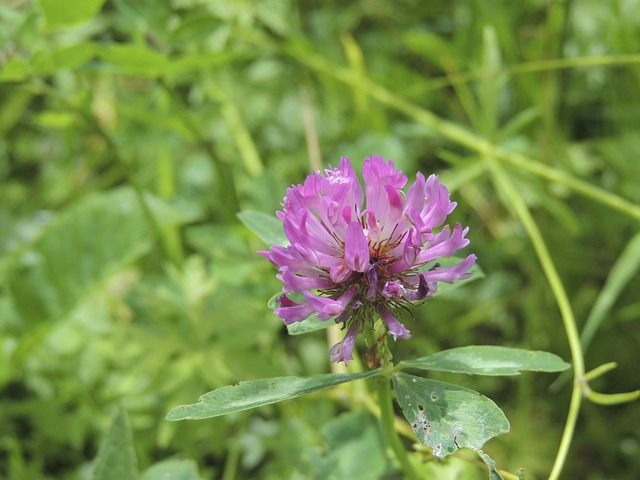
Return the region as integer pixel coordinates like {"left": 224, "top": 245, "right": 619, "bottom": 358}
{"left": 260, "top": 156, "right": 476, "bottom": 365}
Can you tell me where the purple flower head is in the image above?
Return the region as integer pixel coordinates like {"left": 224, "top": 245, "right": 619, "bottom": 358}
{"left": 260, "top": 156, "right": 476, "bottom": 364}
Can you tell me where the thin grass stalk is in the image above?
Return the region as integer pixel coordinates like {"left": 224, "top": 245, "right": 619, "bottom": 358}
{"left": 484, "top": 155, "right": 584, "bottom": 480}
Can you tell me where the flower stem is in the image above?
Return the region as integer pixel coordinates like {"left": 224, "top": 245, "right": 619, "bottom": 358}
{"left": 375, "top": 375, "right": 420, "bottom": 480}
{"left": 486, "top": 156, "right": 584, "bottom": 480}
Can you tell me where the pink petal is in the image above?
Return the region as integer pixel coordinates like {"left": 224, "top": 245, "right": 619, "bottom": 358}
{"left": 275, "top": 295, "right": 315, "bottom": 324}
{"left": 329, "top": 321, "right": 360, "bottom": 365}
{"left": 304, "top": 287, "right": 358, "bottom": 321}
{"left": 377, "top": 304, "right": 411, "bottom": 340}
{"left": 415, "top": 224, "right": 470, "bottom": 265}
{"left": 344, "top": 222, "right": 370, "bottom": 272}
{"left": 422, "top": 254, "right": 477, "bottom": 283}
{"left": 280, "top": 269, "right": 334, "bottom": 293}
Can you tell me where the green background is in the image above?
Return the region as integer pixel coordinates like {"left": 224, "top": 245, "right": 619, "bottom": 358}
{"left": 1, "top": 0, "right": 639, "bottom": 479}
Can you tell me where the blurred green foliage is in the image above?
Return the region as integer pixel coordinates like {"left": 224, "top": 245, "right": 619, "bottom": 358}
{"left": 0, "top": 0, "right": 639, "bottom": 479}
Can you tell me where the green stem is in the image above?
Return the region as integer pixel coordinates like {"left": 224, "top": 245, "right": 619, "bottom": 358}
{"left": 583, "top": 362, "right": 617, "bottom": 382}
{"left": 156, "top": 144, "right": 185, "bottom": 264}
{"left": 208, "top": 80, "right": 264, "bottom": 177}
{"left": 585, "top": 388, "right": 640, "bottom": 406}
{"left": 493, "top": 148, "right": 640, "bottom": 222}
{"left": 375, "top": 376, "right": 420, "bottom": 480}
{"left": 485, "top": 156, "right": 584, "bottom": 480}
{"left": 221, "top": 434, "right": 240, "bottom": 480}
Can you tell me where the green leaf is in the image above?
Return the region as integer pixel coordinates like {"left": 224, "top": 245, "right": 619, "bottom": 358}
{"left": 31, "top": 43, "right": 99, "bottom": 74}
{"left": 392, "top": 373, "right": 510, "bottom": 458}
{"left": 400, "top": 345, "right": 570, "bottom": 376}
{"left": 38, "top": 0, "right": 106, "bottom": 28}
{"left": 266, "top": 292, "right": 333, "bottom": 336}
{"left": 237, "top": 210, "right": 288, "bottom": 247}
{"left": 498, "top": 106, "right": 540, "bottom": 141}
{"left": 477, "top": 449, "right": 505, "bottom": 480}
{"left": 5, "top": 188, "right": 184, "bottom": 323}
{"left": 0, "top": 58, "right": 30, "bottom": 82}
{"left": 439, "top": 159, "right": 485, "bottom": 193}
{"left": 316, "top": 410, "right": 388, "bottom": 480}
{"left": 100, "top": 44, "right": 169, "bottom": 77}
{"left": 33, "top": 111, "right": 77, "bottom": 129}
{"left": 141, "top": 459, "right": 202, "bottom": 480}
{"left": 92, "top": 408, "right": 137, "bottom": 480}
{"left": 0, "top": 87, "right": 33, "bottom": 137}
{"left": 581, "top": 231, "right": 640, "bottom": 351}
{"left": 165, "top": 51, "right": 254, "bottom": 77}
{"left": 215, "top": 85, "right": 264, "bottom": 177}
{"left": 286, "top": 315, "right": 332, "bottom": 335}
{"left": 169, "top": 15, "right": 222, "bottom": 46}
{"left": 166, "top": 370, "right": 381, "bottom": 421}
{"left": 478, "top": 25, "right": 504, "bottom": 137}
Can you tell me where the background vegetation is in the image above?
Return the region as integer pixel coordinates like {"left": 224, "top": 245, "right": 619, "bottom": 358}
{"left": 1, "top": 0, "right": 639, "bottom": 479}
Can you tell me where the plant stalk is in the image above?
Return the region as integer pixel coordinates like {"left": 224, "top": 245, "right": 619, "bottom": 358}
{"left": 485, "top": 156, "right": 584, "bottom": 480}
{"left": 375, "top": 375, "right": 420, "bottom": 480}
